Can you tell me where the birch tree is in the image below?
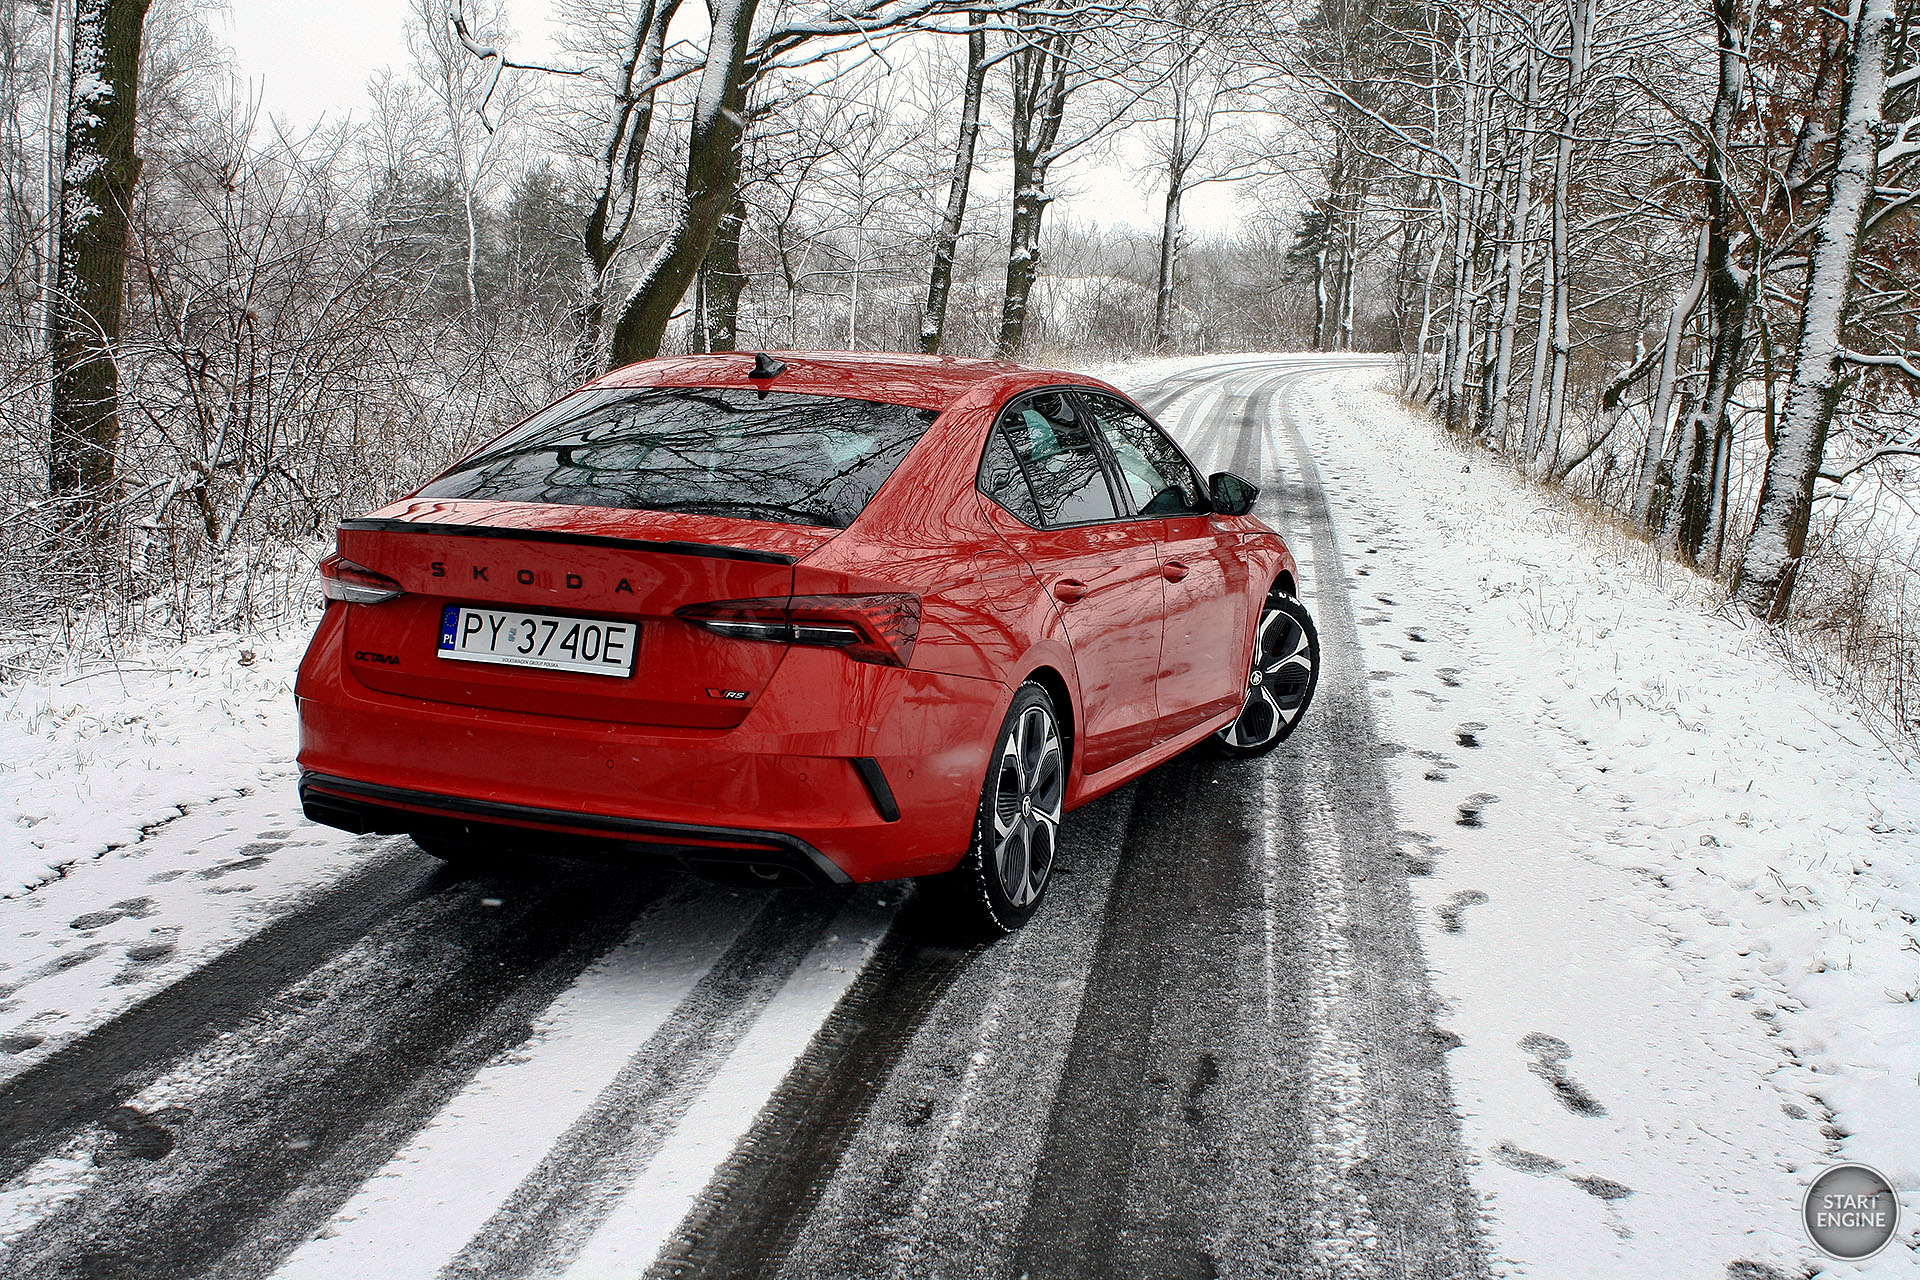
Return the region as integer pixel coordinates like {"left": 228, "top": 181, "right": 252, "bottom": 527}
{"left": 1739, "top": 0, "right": 1917, "bottom": 620}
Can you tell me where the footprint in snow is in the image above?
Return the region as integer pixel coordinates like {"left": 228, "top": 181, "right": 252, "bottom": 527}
{"left": 1454, "top": 722, "right": 1485, "bottom": 748}
{"left": 1519, "top": 1032, "right": 1608, "bottom": 1117}
{"left": 1406, "top": 627, "right": 1428, "bottom": 642}
{"left": 199, "top": 855, "right": 271, "bottom": 880}
{"left": 1492, "top": 1142, "right": 1632, "bottom": 1202}
{"left": 1455, "top": 793, "right": 1498, "bottom": 826}
{"left": 1571, "top": 1174, "right": 1633, "bottom": 1201}
{"left": 97, "top": 1104, "right": 190, "bottom": 1162}
{"left": 1725, "top": 1262, "right": 1800, "bottom": 1280}
{"left": 1491, "top": 1141, "right": 1562, "bottom": 1175}
{"left": 1436, "top": 668, "right": 1464, "bottom": 688}
{"left": 1398, "top": 831, "right": 1443, "bottom": 877}
{"left": 68, "top": 898, "right": 156, "bottom": 932}
{"left": 1435, "top": 889, "right": 1488, "bottom": 932}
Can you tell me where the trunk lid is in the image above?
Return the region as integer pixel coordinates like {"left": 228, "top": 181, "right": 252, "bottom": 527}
{"left": 335, "top": 499, "right": 837, "bottom": 728}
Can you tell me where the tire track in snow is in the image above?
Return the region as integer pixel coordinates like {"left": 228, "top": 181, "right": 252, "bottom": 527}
{"left": 762, "top": 785, "right": 1141, "bottom": 1280}
{"left": 438, "top": 887, "right": 849, "bottom": 1280}
{"left": 638, "top": 889, "right": 999, "bottom": 1279}
{"left": 0, "top": 859, "right": 674, "bottom": 1280}
{"left": 0, "top": 838, "right": 432, "bottom": 1186}
{"left": 1267, "top": 365, "right": 1487, "bottom": 1277}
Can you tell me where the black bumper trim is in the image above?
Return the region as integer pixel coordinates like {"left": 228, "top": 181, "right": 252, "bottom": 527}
{"left": 299, "top": 772, "right": 851, "bottom": 885}
{"left": 849, "top": 757, "right": 900, "bottom": 823}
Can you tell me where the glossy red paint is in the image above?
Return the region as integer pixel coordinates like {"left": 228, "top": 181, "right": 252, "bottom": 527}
{"left": 295, "top": 351, "right": 1297, "bottom": 883}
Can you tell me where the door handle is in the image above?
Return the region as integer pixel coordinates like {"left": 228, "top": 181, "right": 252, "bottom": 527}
{"left": 1162, "top": 561, "right": 1190, "bottom": 582}
{"left": 1052, "top": 578, "right": 1090, "bottom": 604}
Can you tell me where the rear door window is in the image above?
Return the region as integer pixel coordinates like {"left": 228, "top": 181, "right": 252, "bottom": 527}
{"left": 417, "top": 388, "right": 938, "bottom": 529}
{"left": 990, "top": 391, "right": 1121, "bottom": 526}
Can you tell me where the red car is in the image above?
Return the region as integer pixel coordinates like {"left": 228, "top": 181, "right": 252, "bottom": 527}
{"left": 296, "top": 352, "right": 1319, "bottom": 933}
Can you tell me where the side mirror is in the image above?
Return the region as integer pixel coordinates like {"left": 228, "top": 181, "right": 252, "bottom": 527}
{"left": 1208, "top": 471, "right": 1258, "bottom": 516}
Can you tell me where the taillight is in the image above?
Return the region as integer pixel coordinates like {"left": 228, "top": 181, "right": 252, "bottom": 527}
{"left": 676, "top": 594, "right": 921, "bottom": 667}
{"left": 319, "top": 553, "right": 405, "bottom": 604}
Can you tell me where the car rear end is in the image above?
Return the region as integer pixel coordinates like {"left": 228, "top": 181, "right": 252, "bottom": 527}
{"left": 295, "top": 371, "right": 1003, "bottom": 884}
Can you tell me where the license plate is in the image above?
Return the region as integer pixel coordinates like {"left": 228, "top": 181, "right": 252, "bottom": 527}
{"left": 437, "top": 605, "right": 637, "bottom": 677}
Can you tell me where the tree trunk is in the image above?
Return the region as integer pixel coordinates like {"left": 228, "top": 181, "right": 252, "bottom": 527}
{"left": 1630, "top": 222, "right": 1710, "bottom": 526}
{"left": 1154, "top": 155, "right": 1187, "bottom": 350}
{"left": 1660, "top": 0, "right": 1753, "bottom": 562}
{"left": 1520, "top": 247, "right": 1553, "bottom": 459}
{"left": 1535, "top": 0, "right": 1589, "bottom": 476}
{"left": 703, "top": 190, "right": 746, "bottom": 352}
{"left": 605, "top": 0, "right": 756, "bottom": 369}
{"left": 40, "top": 0, "right": 73, "bottom": 351}
{"left": 1443, "top": 11, "right": 1483, "bottom": 432}
{"left": 921, "top": 11, "right": 987, "bottom": 355}
{"left": 571, "top": 0, "right": 677, "bottom": 377}
{"left": 1737, "top": 0, "right": 1896, "bottom": 620}
{"left": 1484, "top": 49, "right": 1539, "bottom": 446}
{"left": 997, "top": 183, "right": 1047, "bottom": 358}
{"left": 996, "top": 20, "right": 1072, "bottom": 360}
{"left": 47, "top": 0, "right": 154, "bottom": 536}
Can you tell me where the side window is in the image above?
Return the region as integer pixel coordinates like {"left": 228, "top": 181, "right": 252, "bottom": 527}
{"left": 992, "top": 392, "right": 1121, "bottom": 526}
{"left": 979, "top": 423, "right": 1043, "bottom": 525}
{"left": 1081, "top": 394, "right": 1207, "bottom": 517}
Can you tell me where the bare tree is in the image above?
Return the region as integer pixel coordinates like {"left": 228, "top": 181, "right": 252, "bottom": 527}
{"left": 1136, "top": 0, "right": 1267, "bottom": 351}
{"left": 995, "top": 1, "right": 1154, "bottom": 358}
{"left": 408, "top": 0, "right": 527, "bottom": 312}
{"left": 46, "top": 0, "right": 153, "bottom": 536}
{"left": 921, "top": 10, "right": 991, "bottom": 353}
{"left": 1739, "top": 0, "right": 1917, "bottom": 620}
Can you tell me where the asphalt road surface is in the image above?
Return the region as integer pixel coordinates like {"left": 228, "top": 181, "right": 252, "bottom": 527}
{"left": 0, "top": 356, "right": 1487, "bottom": 1280}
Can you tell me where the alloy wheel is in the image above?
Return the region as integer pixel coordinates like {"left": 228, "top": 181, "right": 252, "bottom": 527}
{"left": 990, "top": 703, "right": 1064, "bottom": 907}
{"left": 1219, "top": 601, "right": 1316, "bottom": 750}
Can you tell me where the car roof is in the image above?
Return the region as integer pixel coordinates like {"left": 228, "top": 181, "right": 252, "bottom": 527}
{"left": 590, "top": 350, "right": 1119, "bottom": 414}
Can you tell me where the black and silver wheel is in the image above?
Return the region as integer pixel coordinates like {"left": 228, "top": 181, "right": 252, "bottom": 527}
{"left": 1213, "top": 590, "right": 1319, "bottom": 758}
{"left": 926, "top": 682, "right": 1065, "bottom": 936}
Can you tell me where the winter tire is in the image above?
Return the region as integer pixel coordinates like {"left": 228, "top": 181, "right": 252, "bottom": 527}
{"left": 1213, "top": 588, "right": 1319, "bottom": 758}
{"left": 925, "top": 682, "right": 1065, "bottom": 937}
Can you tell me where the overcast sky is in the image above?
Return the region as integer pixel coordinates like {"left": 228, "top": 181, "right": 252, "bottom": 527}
{"left": 218, "top": 0, "right": 1241, "bottom": 237}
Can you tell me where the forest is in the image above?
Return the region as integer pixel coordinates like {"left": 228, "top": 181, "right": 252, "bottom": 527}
{"left": 2, "top": 0, "right": 1917, "bottom": 733}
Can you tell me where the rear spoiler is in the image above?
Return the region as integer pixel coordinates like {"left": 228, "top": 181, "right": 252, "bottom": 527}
{"left": 337, "top": 518, "right": 797, "bottom": 566}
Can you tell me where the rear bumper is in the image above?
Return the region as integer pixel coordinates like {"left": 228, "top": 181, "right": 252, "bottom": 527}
{"left": 294, "top": 611, "right": 1005, "bottom": 882}
{"left": 300, "top": 772, "right": 849, "bottom": 885}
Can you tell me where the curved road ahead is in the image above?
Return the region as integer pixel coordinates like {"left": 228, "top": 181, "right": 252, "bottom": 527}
{"left": 0, "top": 356, "right": 1486, "bottom": 1280}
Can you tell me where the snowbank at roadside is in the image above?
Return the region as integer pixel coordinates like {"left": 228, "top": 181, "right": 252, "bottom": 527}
{"left": 1242, "top": 364, "right": 1920, "bottom": 1277}
{"left": 1, "top": 629, "right": 312, "bottom": 897}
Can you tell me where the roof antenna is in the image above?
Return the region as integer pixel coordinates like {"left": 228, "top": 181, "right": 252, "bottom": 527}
{"left": 748, "top": 352, "right": 786, "bottom": 380}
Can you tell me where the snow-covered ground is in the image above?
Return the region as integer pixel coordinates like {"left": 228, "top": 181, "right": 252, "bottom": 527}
{"left": 0, "top": 354, "right": 1914, "bottom": 1276}
{"left": 1254, "top": 364, "right": 1920, "bottom": 1277}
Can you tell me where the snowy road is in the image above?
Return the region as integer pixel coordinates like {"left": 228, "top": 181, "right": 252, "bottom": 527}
{"left": 6, "top": 356, "right": 1906, "bottom": 1278}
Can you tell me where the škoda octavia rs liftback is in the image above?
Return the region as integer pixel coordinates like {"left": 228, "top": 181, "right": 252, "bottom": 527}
{"left": 296, "top": 352, "right": 1321, "bottom": 934}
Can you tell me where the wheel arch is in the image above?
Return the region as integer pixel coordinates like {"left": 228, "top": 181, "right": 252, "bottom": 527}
{"left": 1018, "top": 664, "right": 1076, "bottom": 776}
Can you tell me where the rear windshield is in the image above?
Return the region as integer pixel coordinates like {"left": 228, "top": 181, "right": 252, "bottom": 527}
{"left": 418, "top": 387, "right": 939, "bottom": 529}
